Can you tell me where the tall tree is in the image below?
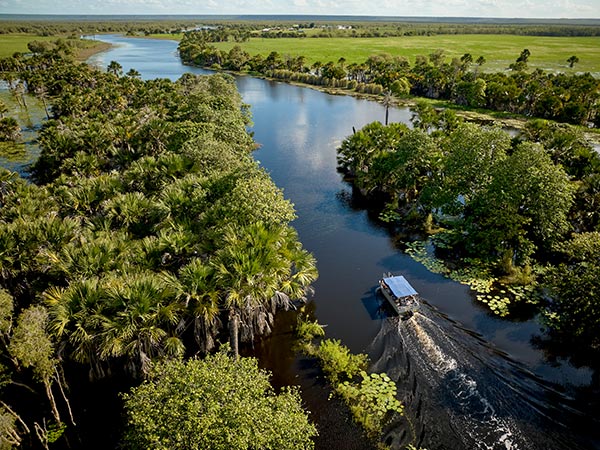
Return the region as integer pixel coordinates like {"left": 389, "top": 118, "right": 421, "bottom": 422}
{"left": 212, "top": 222, "right": 316, "bottom": 358}
{"left": 432, "top": 123, "right": 511, "bottom": 215}
{"left": 467, "top": 142, "right": 574, "bottom": 264}
{"left": 106, "top": 60, "right": 123, "bottom": 77}
{"left": 543, "top": 232, "right": 600, "bottom": 351}
{"left": 382, "top": 90, "right": 393, "bottom": 125}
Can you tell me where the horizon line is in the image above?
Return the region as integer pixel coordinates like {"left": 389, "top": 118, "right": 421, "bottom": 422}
{"left": 1, "top": 13, "right": 599, "bottom": 21}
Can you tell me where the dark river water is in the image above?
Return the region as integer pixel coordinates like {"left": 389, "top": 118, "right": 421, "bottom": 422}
{"left": 84, "top": 35, "right": 598, "bottom": 449}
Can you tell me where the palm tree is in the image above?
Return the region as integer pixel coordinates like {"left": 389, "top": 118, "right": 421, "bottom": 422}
{"left": 46, "top": 271, "right": 185, "bottom": 379}
{"left": 34, "top": 84, "right": 51, "bottom": 119}
{"left": 107, "top": 61, "right": 123, "bottom": 77}
{"left": 382, "top": 90, "right": 394, "bottom": 126}
{"left": 567, "top": 55, "right": 579, "bottom": 68}
{"left": 460, "top": 53, "right": 473, "bottom": 67}
{"left": 211, "top": 222, "right": 317, "bottom": 358}
{"left": 11, "top": 82, "right": 27, "bottom": 110}
{"left": 474, "top": 56, "right": 486, "bottom": 77}
{"left": 45, "top": 278, "right": 109, "bottom": 379}
{"left": 42, "top": 228, "right": 136, "bottom": 281}
{"left": 311, "top": 61, "right": 322, "bottom": 77}
{"left": 98, "top": 272, "right": 184, "bottom": 377}
{"left": 0, "top": 99, "right": 8, "bottom": 119}
{"left": 126, "top": 68, "right": 141, "bottom": 79}
{"left": 175, "top": 258, "right": 220, "bottom": 352}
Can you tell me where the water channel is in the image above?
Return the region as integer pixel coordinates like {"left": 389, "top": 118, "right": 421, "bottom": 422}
{"left": 67, "top": 34, "right": 599, "bottom": 449}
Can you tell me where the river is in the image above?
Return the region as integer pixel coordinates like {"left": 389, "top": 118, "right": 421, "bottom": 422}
{"left": 86, "top": 35, "right": 598, "bottom": 449}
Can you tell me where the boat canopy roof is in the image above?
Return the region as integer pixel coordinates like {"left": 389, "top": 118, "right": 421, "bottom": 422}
{"left": 383, "top": 275, "right": 418, "bottom": 298}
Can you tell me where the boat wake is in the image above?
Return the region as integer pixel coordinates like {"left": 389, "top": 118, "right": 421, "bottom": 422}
{"left": 404, "top": 314, "right": 523, "bottom": 450}
{"left": 369, "top": 304, "right": 594, "bottom": 450}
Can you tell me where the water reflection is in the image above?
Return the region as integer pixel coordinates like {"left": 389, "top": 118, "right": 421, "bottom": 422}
{"left": 0, "top": 90, "right": 44, "bottom": 177}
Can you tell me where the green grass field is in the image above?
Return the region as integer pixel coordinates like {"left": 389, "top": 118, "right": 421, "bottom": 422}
{"left": 0, "top": 34, "right": 107, "bottom": 59}
{"left": 203, "top": 34, "right": 600, "bottom": 75}
{"left": 0, "top": 34, "right": 58, "bottom": 58}
{"left": 4, "top": 31, "right": 599, "bottom": 75}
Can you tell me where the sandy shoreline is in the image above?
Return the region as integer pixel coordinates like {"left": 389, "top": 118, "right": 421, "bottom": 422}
{"left": 77, "top": 40, "right": 112, "bottom": 61}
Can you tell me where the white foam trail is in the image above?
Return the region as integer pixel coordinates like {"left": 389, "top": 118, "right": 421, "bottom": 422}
{"left": 400, "top": 314, "right": 523, "bottom": 450}
{"left": 408, "top": 315, "right": 458, "bottom": 374}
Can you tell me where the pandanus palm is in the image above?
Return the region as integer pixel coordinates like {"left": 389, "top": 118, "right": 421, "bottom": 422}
{"left": 212, "top": 222, "right": 317, "bottom": 358}
{"left": 174, "top": 258, "right": 221, "bottom": 353}
{"left": 98, "top": 272, "right": 184, "bottom": 377}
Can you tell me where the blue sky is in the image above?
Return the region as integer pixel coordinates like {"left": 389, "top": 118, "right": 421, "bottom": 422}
{"left": 2, "top": 0, "right": 599, "bottom": 18}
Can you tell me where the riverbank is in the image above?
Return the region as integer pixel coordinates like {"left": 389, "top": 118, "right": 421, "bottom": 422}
{"left": 77, "top": 40, "right": 112, "bottom": 61}
{"left": 269, "top": 77, "right": 600, "bottom": 145}
{"left": 180, "top": 61, "right": 600, "bottom": 145}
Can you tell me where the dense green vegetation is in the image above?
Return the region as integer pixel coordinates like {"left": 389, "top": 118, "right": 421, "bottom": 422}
{"left": 179, "top": 32, "right": 600, "bottom": 127}
{"left": 0, "top": 45, "right": 318, "bottom": 447}
{"left": 0, "top": 18, "right": 200, "bottom": 37}
{"left": 337, "top": 109, "right": 600, "bottom": 352}
{"left": 0, "top": 19, "right": 599, "bottom": 448}
{"left": 122, "top": 348, "right": 317, "bottom": 450}
{"left": 0, "top": 34, "right": 109, "bottom": 59}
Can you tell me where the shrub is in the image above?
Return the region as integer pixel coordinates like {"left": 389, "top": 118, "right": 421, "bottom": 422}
{"left": 317, "top": 338, "right": 368, "bottom": 384}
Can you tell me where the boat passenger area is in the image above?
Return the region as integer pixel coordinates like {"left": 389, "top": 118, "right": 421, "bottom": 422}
{"left": 378, "top": 274, "right": 419, "bottom": 320}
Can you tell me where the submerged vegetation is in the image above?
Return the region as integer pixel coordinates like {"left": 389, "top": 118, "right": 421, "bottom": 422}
{"left": 296, "top": 317, "right": 407, "bottom": 445}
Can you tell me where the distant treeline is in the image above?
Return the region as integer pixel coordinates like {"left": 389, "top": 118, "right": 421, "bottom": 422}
{"left": 1, "top": 18, "right": 600, "bottom": 37}
{"left": 0, "top": 20, "right": 198, "bottom": 36}
{"left": 271, "top": 24, "right": 600, "bottom": 38}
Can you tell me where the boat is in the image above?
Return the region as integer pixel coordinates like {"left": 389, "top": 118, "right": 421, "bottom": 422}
{"left": 377, "top": 273, "right": 419, "bottom": 320}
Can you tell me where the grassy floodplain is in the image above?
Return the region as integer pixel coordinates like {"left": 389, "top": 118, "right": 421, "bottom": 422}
{"left": 202, "top": 34, "right": 600, "bottom": 75}
{"left": 0, "top": 34, "right": 58, "bottom": 58}
{"left": 0, "top": 34, "right": 109, "bottom": 59}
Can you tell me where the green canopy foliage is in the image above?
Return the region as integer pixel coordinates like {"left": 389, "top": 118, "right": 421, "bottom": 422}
{"left": 543, "top": 232, "right": 600, "bottom": 350}
{"left": 122, "top": 350, "right": 317, "bottom": 450}
{"left": 337, "top": 117, "right": 600, "bottom": 352}
{"left": 0, "top": 53, "right": 316, "bottom": 376}
{"left": 0, "top": 47, "right": 318, "bottom": 447}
